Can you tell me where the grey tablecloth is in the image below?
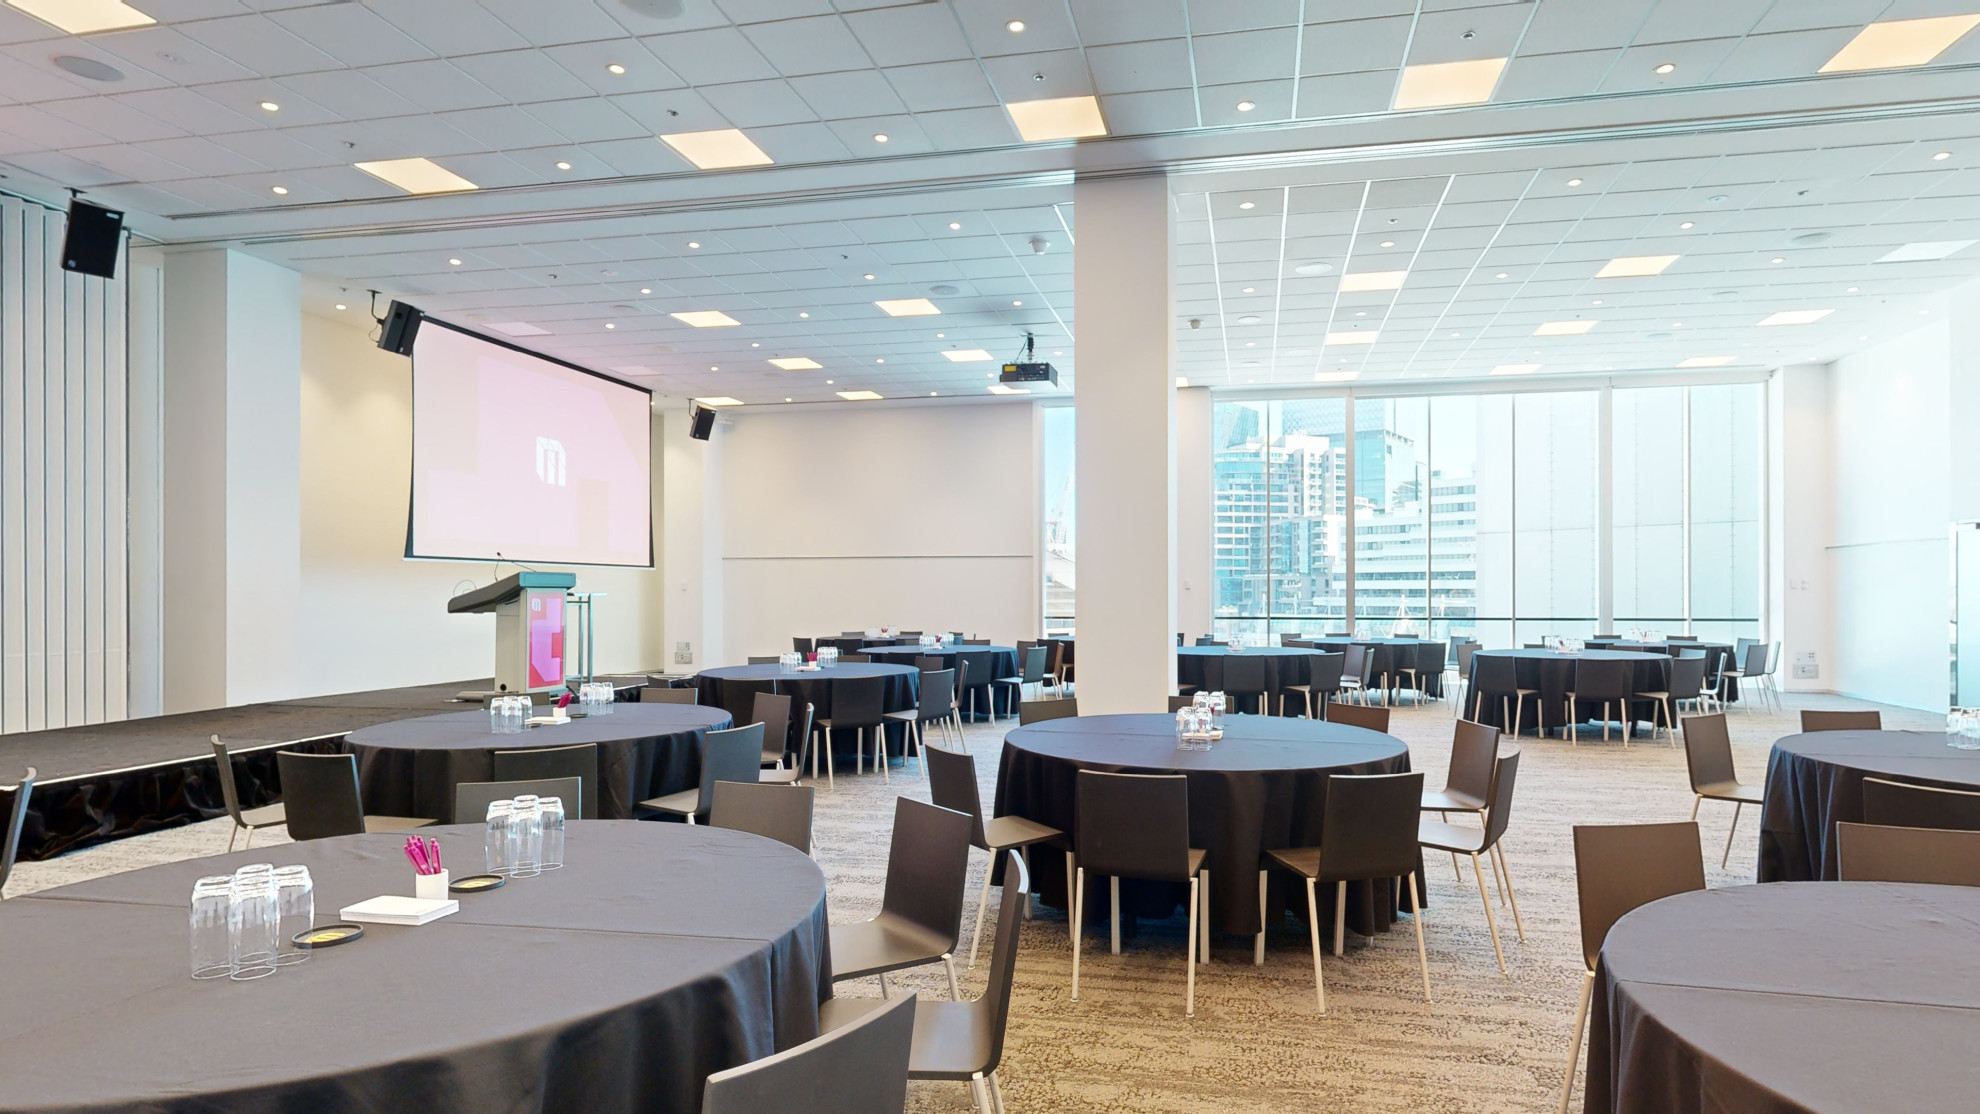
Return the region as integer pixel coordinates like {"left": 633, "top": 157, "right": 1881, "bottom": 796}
{"left": 1758, "top": 730, "right": 1980, "bottom": 882}
{"left": 695, "top": 663, "right": 919, "bottom": 759}
{"left": 1176, "top": 646, "right": 1325, "bottom": 714}
{"left": 0, "top": 822, "right": 831, "bottom": 1114}
{"left": 1462, "top": 649, "right": 1670, "bottom": 734}
{"left": 853, "top": 644, "right": 1022, "bottom": 719}
{"left": 1587, "top": 881, "right": 1980, "bottom": 1114}
{"left": 348, "top": 705, "right": 734, "bottom": 823}
{"left": 1303, "top": 638, "right": 1448, "bottom": 700}
{"left": 993, "top": 713, "right": 1417, "bottom": 937}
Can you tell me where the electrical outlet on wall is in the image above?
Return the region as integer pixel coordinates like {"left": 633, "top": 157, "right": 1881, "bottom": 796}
{"left": 674, "top": 650, "right": 693, "bottom": 664}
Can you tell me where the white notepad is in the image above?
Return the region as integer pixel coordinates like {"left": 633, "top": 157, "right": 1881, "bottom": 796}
{"left": 339, "top": 895, "right": 459, "bottom": 926}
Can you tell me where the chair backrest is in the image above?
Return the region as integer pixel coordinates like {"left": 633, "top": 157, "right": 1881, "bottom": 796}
{"left": 915, "top": 655, "right": 945, "bottom": 674}
{"left": 710, "top": 781, "right": 815, "bottom": 853}
{"left": 1478, "top": 749, "right": 1521, "bottom": 848}
{"left": 721, "top": 676, "right": 777, "bottom": 720}
{"left": 839, "top": 653, "right": 871, "bottom": 663}
{"left": 1862, "top": 777, "right": 1980, "bottom": 831}
{"left": 1571, "top": 821, "right": 1706, "bottom": 971}
{"left": 492, "top": 743, "right": 600, "bottom": 820}
{"left": 209, "top": 736, "right": 249, "bottom": 825}
{"left": 1837, "top": 822, "right": 1980, "bottom": 886}
{"left": 959, "top": 638, "right": 992, "bottom": 645}
{"left": 790, "top": 703, "right": 816, "bottom": 775}
{"left": 975, "top": 850, "right": 1030, "bottom": 1075}
{"left": 1306, "top": 651, "right": 1346, "bottom": 692}
{"left": 1415, "top": 640, "right": 1448, "bottom": 673}
{"left": 1473, "top": 652, "right": 1519, "bottom": 692}
{"left": 1455, "top": 641, "right": 1479, "bottom": 680}
{"left": 918, "top": 669, "right": 956, "bottom": 717}
{"left": 1019, "top": 644, "right": 1048, "bottom": 683}
{"left": 1733, "top": 637, "right": 1758, "bottom": 659}
{"left": 924, "top": 742, "right": 988, "bottom": 849}
{"left": 455, "top": 777, "right": 583, "bottom": 827}
{"left": 1019, "top": 698, "right": 1078, "bottom": 725}
{"left": 1316, "top": 771, "right": 1426, "bottom": 882}
{"left": 1074, "top": 770, "right": 1192, "bottom": 882}
{"left": 697, "top": 724, "right": 766, "bottom": 812}
{"left": 1740, "top": 642, "right": 1768, "bottom": 675}
{"left": 827, "top": 674, "right": 887, "bottom": 728}
{"left": 879, "top": 797, "right": 973, "bottom": 947}
{"left": 747, "top": 656, "right": 780, "bottom": 665}
{"left": 1800, "top": 709, "right": 1881, "bottom": 732}
{"left": 1679, "top": 713, "right": 1737, "bottom": 793}
{"left": 1445, "top": 719, "right": 1500, "bottom": 801}
{"left": 1168, "top": 695, "right": 1195, "bottom": 712}
{"left": 1279, "top": 633, "right": 1305, "bottom": 646}
{"left": 1571, "top": 657, "right": 1634, "bottom": 701}
{"left": 642, "top": 686, "right": 697, "bottom": 704}
{"left": 1666, "top": 634, "right": 1699, "bottom": 641}
{"left": 701, "top": 993, "right": 916, "bottom": 1114}
{"left": 1221, "top": 653, "right": 1266, "bottom": 694}
{"left": 1763, "top": 641, "right": 1782, "bottom": 674}
{"left": 750, "top": 692, "right": 795, "bottom": 765}
{"left": 276, "top": 751, "right": 369, "bottom": 841}
{"left": 1194, "top": 636, "right": 1224, "bottom": 646}
{"left": 793, "top": 636, "right": 814, "bottom": 654}
{"left": 1323, "top": 700, "right": 1390, "bottom": 733}
{"left": 953, "top": 651, "right": 993, "bottom": 692}
{"left": 1666, "top": 654, "right": 1707, "bottom": 701}
{"left": 1, "top": 766, "right": 35, "bottom": 894}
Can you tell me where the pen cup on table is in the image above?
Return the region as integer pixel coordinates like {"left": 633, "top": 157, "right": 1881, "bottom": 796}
{"left": 407, "top": 835, "right": 448, "bottom": 898}
{"left": 416, "top": 869, "right": 450, "bottom": 900}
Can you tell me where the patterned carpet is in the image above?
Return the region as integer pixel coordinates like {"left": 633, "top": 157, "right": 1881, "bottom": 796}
{"left": 4, "top": 688, "right": 1930, "bottom": 1113}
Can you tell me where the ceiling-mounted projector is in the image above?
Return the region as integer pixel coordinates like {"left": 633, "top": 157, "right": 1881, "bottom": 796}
{"left": 1001, "top": 331, "right": 1057, "bottom": 387}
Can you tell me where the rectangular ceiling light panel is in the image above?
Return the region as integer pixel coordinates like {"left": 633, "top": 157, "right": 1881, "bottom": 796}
{"left": 660, "top": 129, "right": 774, "bottom": 169}
{"left": 671, "top": 311, "right": 740, "bottom": 328}
{"left": 1819, "top": 15, "right": 1980, "bottom": 73}
{"left": 1534, "top": 320, "right": 1597, "bottom": 335}
{"left": 769, "top": 357, "right": 822, "bottom": 370}
{"left": 9, "top": 0, "right": 153, "bottom": 32}
{"left": 837, "top": 390, "right": 883, "bottom": 401}
{"left": 1756, "top": 309, "right": 1833, "bottom": 326}
{"left": 1393, "top": 58, "right": 1507, "bottom": 110}
{"left": 1005, "top": 96, "right": 1108, "bottom": 142}
{"left": 1876, "top": 240, "right": 1976, "bottom": 262}
{"left": 941, "top": 348, "right": 995, "bottom": 362}
{"left": 1596, "top": 254, "right": 1679, "bottom": 278}
{"left": 988, "top": 383, "right": 1031, "bottom": 395}
{"left": 874, "top": 298, "right": 941, "bottom": 316}
{"left": 353, "top": 157, "right": 478, "bottom": 194}
{"left": 695, "top": 396, "right": 744, "bottom": 406}
{"left": 1339, "top": 270, "right": 1408, "bottom": 292}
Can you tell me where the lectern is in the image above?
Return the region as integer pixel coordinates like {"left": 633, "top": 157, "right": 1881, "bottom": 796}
{"left": 449, "top": 572, "right": 578, "bottom": 695}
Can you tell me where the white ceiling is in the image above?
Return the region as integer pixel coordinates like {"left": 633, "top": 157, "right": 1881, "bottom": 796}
{"left": 4, "top": 0, "right": 1980, "bottom": 401}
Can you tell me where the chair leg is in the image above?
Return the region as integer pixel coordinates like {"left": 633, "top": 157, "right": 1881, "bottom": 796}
{"left": 1495, "top": 844, "right": 1527, "bottom": 942}
{"left": 1255, "top": 870, "right": 1268, "bottom": 966}
{"left": 1199, "top": 870, "right": 1211, "bottom": 965}
{"left": 1486, "top": 841, "right": 1508, "bottom": 905}
{"left": 1020, "top": 846, "right": 1033, "bottom": 921}
{"left": 1407, "top": 871, "right": 1431, "bottom": 1002}
{"left": 968, "top": 852, "right": 994, "bottom": 969}
{"left": 1568, "top": 698, "right": 1578, "bottom": 745}
{"left": 1305, "top": 877, "right": 1326, "bottom": 1014}
{"left": 1722, "top": 800, "right": 1742, "bottom": 869}
{"left": 879, "top": 972, "right": 890, "bottom": 998}
{"left": 944, "top": 953, "right": 961, "bottom": 1000}
{"left": 1333, "top": 879, "right": 1347, "bottom": 958}
{"left": 1110, "top": 876, "right": 1122, "bottom": 955}
{"left": 879, "top": 728, "right": 890, "bottom": 785}
{"left": 229, "top": 826, "right": 241, "bottom": 853}
{"left": 1071, "top": 865, "right": 1085, "bottom": 1001}
{"left": 1689, "top": 794, "right": 1702, "bottom": 821}
{"left": 1471, "top": 851, "right": 1507, "bottom": 974}
{"left": 1558, "top": 969, "right": 1596, "bottom": 1114}
{"left": 1064, "top": 851, "right": 1077, "bottom": 944}
{"left": 969, "top": 1076, "right": 992, "bottom": 1114}
{"left": 1185, "top": 875, "right": 1199, "bottom": 1017}
{"left": 989, "top": 1070, "right": 1007, "bottom": 1114}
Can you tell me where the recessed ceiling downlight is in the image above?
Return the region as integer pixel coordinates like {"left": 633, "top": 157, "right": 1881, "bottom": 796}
{"left": 1293, "top": 261, "right": 1335, "bottom": 276}
{"left": 53, "top": 55, "right": 124, "bottom": 82}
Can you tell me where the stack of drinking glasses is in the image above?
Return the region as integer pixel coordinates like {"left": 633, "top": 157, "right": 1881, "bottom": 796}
{"left": 190, "top": 863, "right": 314, "bottom": 982}
{"left": 1948, "top": 708, "right": 1980, "bottom": 750}
{"left": 483, "top": 794, "right": 567, "bottom": 877}
{"left": 577, "top": 681, "right": 615, "bottom": 715}
{"left": 488, "top": 694, "right": 530, "bottom": 734}
{"left": 817, "top": 646, "right": 839, "bottom": 668}
{"left": 918, "top": 633, "right": 938, "bottom": 648}
{"left": 779, "top": 651, "right": 804, "bottom": 673}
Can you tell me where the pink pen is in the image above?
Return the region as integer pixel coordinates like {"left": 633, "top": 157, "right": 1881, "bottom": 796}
{"left": 429, "top": 838, "right": 442, "bottom": 874}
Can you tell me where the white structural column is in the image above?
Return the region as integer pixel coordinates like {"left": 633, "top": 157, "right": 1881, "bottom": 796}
{"left": 1074, "top": 175, "right": 1177, "bottom": 712}
{"left": 1770, "top": 363, "right": 1835, "bottom": 693}
{"left": 661, "top": 405, "right": 724, "bottom": 670}
{"left": 160, "top": 249, "right": 302, "bottom": 712}
{"left": 1175, "top": 385, "right": 1213, "bottom": 641}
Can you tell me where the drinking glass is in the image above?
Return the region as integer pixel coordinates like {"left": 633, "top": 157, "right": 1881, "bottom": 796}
{"left": 595, "top": 683, "right": 613, "bottom": 715}
{"left": 485, "top": 799, "right": 514, "bottom": 874}
{"left": 509, "top": 794, "right": 543, "bottom": 878}
{"left": 272, "top": 865, "right": 313, "bottom": 965}
{"left": 1957, "top": 708, "right": 1980, "bottom": 751}
{"left": 489, "top": 698, "right": 503, "bottom": 734}
{"left": 539, "top": 796, "right": 565, "bottom": 869}
{"left": 228, "top": 872, "right": 280, "bottom": 981}
{"left": 189, "top": 875, "right": 235, "bottom": 980}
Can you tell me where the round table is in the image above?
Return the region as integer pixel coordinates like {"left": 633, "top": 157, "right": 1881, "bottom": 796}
{"left": 1302, "top": 638, "right": 1448, "bottom": 701}
{"left": 1585, "top": 881, "right": 1980, "bottom": 1114}
{"left": 853, "top": 644, "right": 1021, "bottom": 719}
{"left": 1177, "top": 646, "right": 1321, "bottom": 714}
{"left": 993, "top": 713, "right": 1416, "bottom": 938}
{"left": 695, "top": 663, "right": 919, "bottom": 759}
{"left": 1588, "top": 641, "right": 1740, "bottom": 701}
{"left": 1463, "top": 649, "right": 1669, "bottom": 735}
{"left": 1759, "top": 730, "right": 1980, "bottom": 882}
{"left": 0, "top": 821, "right": 831, "bottom": 1114}
{"left": 349, "top": 704, "right": 734, "bottom": 823}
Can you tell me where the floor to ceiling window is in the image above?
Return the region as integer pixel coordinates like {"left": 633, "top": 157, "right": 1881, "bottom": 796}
{"left": 1211, "top": 381, "right": 1765, "bottom": 647}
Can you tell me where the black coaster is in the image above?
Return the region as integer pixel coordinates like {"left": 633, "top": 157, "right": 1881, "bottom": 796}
{"left": 449, "top": 873, "right": 506, "bottom": 893}
{"left": 294, "top": 923, "right": 363, "bottom": 949}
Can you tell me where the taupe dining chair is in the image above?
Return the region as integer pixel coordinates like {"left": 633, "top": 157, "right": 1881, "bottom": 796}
{"left": 1, "top": 767, "right": 35, "bottom": 897}
{"left": 747, "top": 656, "right": 780, "bottom": 664}
{"left": 1717, "top": 642, "right": 1769, "bottom": 713}
{"left": 275, "top": 751, "right": 433, "bottom": 841}
{"left": 1260, "top": 771, "right": 1430, "bottom": 1011}
{"left": 747, "top": 692, "right": 795, "bottom": 772}
{"left": 1639, "top": 653, "right": 1711, "bottom": 743}
{"left": 636, "top": 723, "right": 763, "bottom": 823}
{"left": 1219, "top": 653, "right": 1270, "bottom": 715}
{"left": 1337, "top": 644, "right": 1373, "bottom": 704}
{"left": 1837, "top": 822, "right": 1980, "bottom": 885}
{"left": 1558, "top": 822, "right": 1705, "bottom": 1114}
{"left": 953, "top": 650, "right": 996, "bottom": 723}
{"left": 1422, "top": 720, "right": 1499, "bottom": 877}
{"left": 641, "top": 685, "right": 697, "bottom": 704}
{"left": 997, "top": 642, "right": 1047, "bottom": 705}
{"left": 1419, "top": 749, "right": 1525, "bottom": 974}
{"left": 702, "top": 993, "right": 915, "bottom": 1114}
{"left": 1862, "top": 776, "right": 1980, "bottom": 831}
{"left": 1680, "top": 713, "right": 1764, "bottom": 867}
{"left": 882, "top": 668, "right": 957, "bottom": 775}
{"left": 819, "top": 853, "right": 1028, "bottom": 1114}
{"left": 924, "top": 742, "right": 1064, "bottom": 969}
{"left": 1322, "top": 700, "right": 1390, "bottom": 733}
{"left": 1168, "top": 695, "right": 1196, "bottom": 712}
{"left": 1069, "top": 770, "right": 1208, "bottom": 1016}
{"left": 832, "top": 797, "right": 974, "bottom": 1000}
{"left": 1800, "top": 709, "right": 1881, "bottom": 732}
{"left": 815, "top": 675, "right": 890, "bottom": 783}
{"left": 491, "top": 742, "right": 598, "bottom": 819}
{"left": 455, "top": 777, "right": 582, "bottom": 828}
{"left": 211, "top": 736, "right": 286, "bottom": 851}
{"left": 1280, "top": 651, "right": 1345, "bottom": 717}
{"left": 709, "top": 781, "right": 815, "bottom": 854}
{"left": 761, "top": 703, "right": 817, "bottom": 787}
{"left": 1446, "top": 641, "right": 1480, "bottom": 718}
{"left": 1470, "top": 653, "right": 1537, "bottom": 736}
{"left": 1018, "top": 698, "right": 1078, "bottom": 725}
{"left": 1564, "top": 658, "right": 1634, "bottom": 744}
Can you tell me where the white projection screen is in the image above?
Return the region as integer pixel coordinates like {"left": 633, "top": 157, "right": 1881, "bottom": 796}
{"left": 408, "top": 322, "right": 653, "bottom": 566}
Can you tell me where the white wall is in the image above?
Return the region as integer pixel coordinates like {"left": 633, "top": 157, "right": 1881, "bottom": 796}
{"left": 1770, "top": 365, "right": 1834, "bottom": 694}
{"left": 298, "top": 309, "right": 662, "bottom": 694}
{"left": 716, "top": 400, "right": 1039, "bottom": 662}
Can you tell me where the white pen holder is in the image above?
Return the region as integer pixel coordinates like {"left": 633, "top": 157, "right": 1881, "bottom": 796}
{"left": 415, "top": 870, "right": 449, "bottom": 901}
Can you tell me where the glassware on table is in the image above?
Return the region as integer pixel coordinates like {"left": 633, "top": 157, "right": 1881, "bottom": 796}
{"left": 485, "top": 799, "right": 514, "bottom": 874}
{"left": 539, "top": 796, "right": 565, "bottom": 869}
{"left": 189, "top": 875, "right": 236, "bottom": 980}
{"left": 271, "top": 865, "right": 313, "bottom": 966}
{"left": 227, "top": 871, "right": 280, "bottom": 981}
{"left": 1952, "top": 708, "right": 1980, "bottom": 750}
{"left": 508, "top": 794, "right": 543, "bottom": 878}
{"left": 818, "top": 647, "right": 839, "bottom": 668}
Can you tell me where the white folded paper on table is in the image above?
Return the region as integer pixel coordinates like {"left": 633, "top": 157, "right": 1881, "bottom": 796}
{"left": 339, "top": 896, "right": 459, "bottom": 926}
{"left": 526, "top": 712, "right": 570, "bottom": 727}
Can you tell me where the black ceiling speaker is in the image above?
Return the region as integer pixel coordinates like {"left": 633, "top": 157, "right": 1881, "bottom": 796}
{"left": 61, "top": 199, "right": 123, "bottom": 279}
{"left": 378, "top": 300, "right": 422, "bottom": 356}
{"left": 688, "top": 402, "right": 716, "bottom": 441}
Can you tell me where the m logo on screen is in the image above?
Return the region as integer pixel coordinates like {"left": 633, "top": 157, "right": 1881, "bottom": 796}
{"left": 535, "top": 437, "right": 567, "bottom": 486}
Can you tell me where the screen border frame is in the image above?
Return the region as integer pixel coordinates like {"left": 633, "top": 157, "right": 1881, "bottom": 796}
{"left": 402, "top": 314, "right": 656, "bottom": 569}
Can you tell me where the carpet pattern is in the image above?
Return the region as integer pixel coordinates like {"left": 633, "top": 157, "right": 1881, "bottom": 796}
{"left": 4, "top": 689, "right": 1930, "bottom": 1113}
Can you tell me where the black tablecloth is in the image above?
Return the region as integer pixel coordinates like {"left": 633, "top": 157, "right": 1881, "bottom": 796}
{"left": 1462, "top": 649, "right": 1670, "bottom": 734}
{"left": 0, "top": 822, "right": 831, "bottom": 1114}
{"left": 695, "top": 663, "right": 919, "bottom": 760}
{"left": 1303, "top": 638, "right": 1447, "bottom": 699}
{"left": 993, "top": 713, "right": 1417, "bottom": 938}
{"left": 1177, "top": 646, "right": 1319, "bottom": 714}
{"left": 349, "top": 705, "right": 734, "bottom": 823}
{"left": 1758, "top": 730, "right": 1980, "bottom": 882}
{"left": 1587, "top": 641, "right": 1740, "bottom": 701}
{"left": 854, "top": 644, "right": 1021, "bottom": 719}
{"left": 1587, "top": 882, "right": 1980, "bottom": 1114}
